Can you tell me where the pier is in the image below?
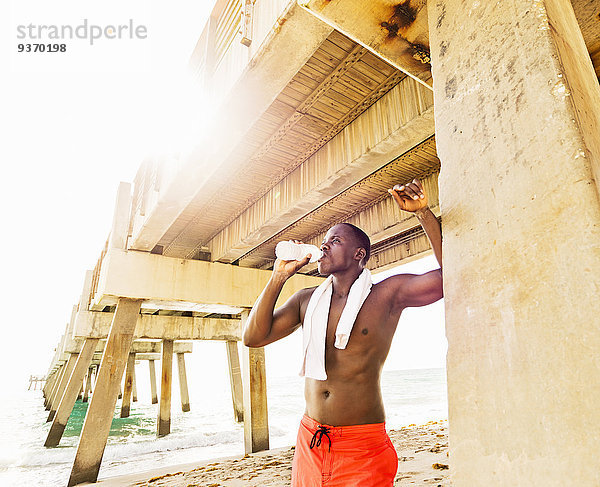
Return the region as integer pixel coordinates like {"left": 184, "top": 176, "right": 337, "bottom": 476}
{"left": 39, "top": 1, "right": 600, "bottom": 486}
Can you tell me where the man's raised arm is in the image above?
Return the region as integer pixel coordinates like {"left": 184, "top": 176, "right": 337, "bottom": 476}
{"left": 242, "top": 251, "right": 312, "bottom": 348}
{"left": 387, "top": 179, "right": 443, "bottom": 308}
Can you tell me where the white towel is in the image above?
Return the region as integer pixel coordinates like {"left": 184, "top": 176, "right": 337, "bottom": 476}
{"left": 299, "top": 268, "right": 373, "bottom": 380}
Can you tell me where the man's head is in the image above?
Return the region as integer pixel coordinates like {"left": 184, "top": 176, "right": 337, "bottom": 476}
{"left": 317, "top": 223, "right": 371, "bottom": 275}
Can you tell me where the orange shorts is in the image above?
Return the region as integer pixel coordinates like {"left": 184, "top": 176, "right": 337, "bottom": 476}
{"left": 291, "top": 415, "right": 398, "bottom": 486}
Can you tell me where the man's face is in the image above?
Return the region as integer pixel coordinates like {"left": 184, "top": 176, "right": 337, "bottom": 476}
{"left": 317, "top": 224, "right": 361, "bottom": 276}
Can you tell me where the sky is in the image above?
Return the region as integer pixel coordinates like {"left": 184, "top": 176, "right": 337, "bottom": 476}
{"left": 0, "top": 0, "right": 446, "bottom": 395}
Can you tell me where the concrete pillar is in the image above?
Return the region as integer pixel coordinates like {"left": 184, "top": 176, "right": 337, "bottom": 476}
{"left": 226, "top": 340, "right": 244, "bottom": 423}
{"left": 45, "top": 339, "right": 99, "bottom": 447}
{"left": 132, "top": 364, "right": 138, "bottom": 402}
{"left": 176, "top": 353, "right": 190, "bottom": 412}
{"left": 157, "top": 340, "right": 173, "bottom": 437}
{"left": 428, "top": 1, "right": 600, "bottom": 485}
{"left": 43, "top": 372, "right": 56, "bottom": 408}
{"left": 82, "top": 367, "right": 93, "bottom": 403}
{"left": 118, "top": 382, "right": 122, "bottom": 400}
{"left": 68, "top": 298, "right": 141, "bottom": 487}
{"left": 46, "top": 366, "right": 65, "bottom": 410}
{"left": 47, "top": 354, "right": 78, "bottom": 422}
{"left": 149, "top": 359, "right": 158, "bottom": 404}
{"left": 120, "top": 353, "right": 136, "bottom": 418}
{"left": 240, "top": 310, "right": 269, "bottom": 453}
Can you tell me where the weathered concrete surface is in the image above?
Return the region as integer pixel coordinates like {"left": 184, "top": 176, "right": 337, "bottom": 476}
{"left": 241, "top": 312, "right": 269, "bottom": 454}
{"left": 149, "top": 359, "right": 158, "bottom": 404}
{"left": 47, "top": 354, "right": 77, "bottom": 423}
{"left": 74, "top": 312, "right": 241, "bottom": 341}
{"left": 82, "top": 367, "right": 93, "bottom": 402}
{"left": 45, "top": 339, "right": 99, "bottom": 447}
{"left": 300, "top": 0, "right": 432, "bottom": 86}
{"left": 226, "top": 340, "right": 244, "bottom": 423}
{"left": 120, "top": 353, "right": 135, "bottom": 418}
{"left": 158, "top": 340, "right": 173, "bottom": 437}
{"left": 89, "top": 249, "right": 323, "bottom": 312}
{"left": 429, "top": 0, "right": 600, "bottom": 485}
{"left": 176, "top": 353, "right": 190, "bottom": 412}
{"left": 68, "top": 298, "right": 142, "bottom": 487}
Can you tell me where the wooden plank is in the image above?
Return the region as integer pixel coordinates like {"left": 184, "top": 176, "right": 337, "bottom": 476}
{"left": 353, "top": 59, "right": 390, "bottom": 83}
{"left": 361, "top": 51, "right": 397, "bottom": 78}
{"left": 326, "top": 30, "right": 356, "bottom": 52}
{"left": 226, "top": 341, "right": 244, "bottom": 423}
{"left": 319, "top": 38, "right": 349, "bottom": 61}
{"left": 315, "top": 93, "right": 353, "bottom": 114}
{"left": 346, "top": 65, "right": 384, "bottom": 89}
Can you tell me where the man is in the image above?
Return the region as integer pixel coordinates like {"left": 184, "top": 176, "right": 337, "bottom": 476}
{"left": 243, "top": 179, "right": 443, "bottom": 486}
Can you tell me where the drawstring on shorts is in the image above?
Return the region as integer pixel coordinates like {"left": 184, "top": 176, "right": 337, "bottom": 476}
{"left": 309, "top": 425, "right": 332, "bottom": 451}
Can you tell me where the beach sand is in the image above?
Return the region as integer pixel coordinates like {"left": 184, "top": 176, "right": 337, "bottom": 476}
{"left": 93, "top": 420, "right": 449, "bottom": 486}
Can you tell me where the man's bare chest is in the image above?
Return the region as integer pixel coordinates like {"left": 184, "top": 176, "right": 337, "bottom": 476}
{"left": 324, "top": 290, "right": 397, "bottom": 350}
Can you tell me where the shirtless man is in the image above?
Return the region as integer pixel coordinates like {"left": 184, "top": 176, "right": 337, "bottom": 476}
{"left": 243, "top": 179, "right": 443, "bottom": 486}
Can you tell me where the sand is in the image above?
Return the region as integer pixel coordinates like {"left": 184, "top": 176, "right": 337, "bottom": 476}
{"left": 93, "top": 420, "right": 450, "bottom": 487}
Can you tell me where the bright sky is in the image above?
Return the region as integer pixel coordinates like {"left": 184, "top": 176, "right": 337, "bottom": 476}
{"left": 1, "top": 0, "right": 446, "bottom": 394}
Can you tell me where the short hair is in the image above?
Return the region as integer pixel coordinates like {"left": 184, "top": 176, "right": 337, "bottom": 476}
{"left": 340, "top": 223, "right": 371, "bottom": 264}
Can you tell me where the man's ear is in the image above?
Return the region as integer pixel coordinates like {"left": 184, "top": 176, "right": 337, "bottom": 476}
{"left": 355, "top": 248, "right": 366, "bottom": 262}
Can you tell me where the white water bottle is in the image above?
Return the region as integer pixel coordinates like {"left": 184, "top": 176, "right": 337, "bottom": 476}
{"left": 275, "top": 241, "right": 322, "bottom": 263}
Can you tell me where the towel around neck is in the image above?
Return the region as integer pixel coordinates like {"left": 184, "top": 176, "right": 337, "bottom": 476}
{"left": 299, "top": 268, "right": 373, "bottom": 380}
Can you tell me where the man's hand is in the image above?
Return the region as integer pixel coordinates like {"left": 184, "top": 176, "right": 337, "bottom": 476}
{"left": 388, "top": 178, "right": 428, "bottom": 213}
{"left": 273, "top": 240, "right": 311, "bottom": 280}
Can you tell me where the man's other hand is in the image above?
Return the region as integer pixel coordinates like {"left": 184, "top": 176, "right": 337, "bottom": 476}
{"left": 388, "top": 178, "right": 428, "bottom": 213}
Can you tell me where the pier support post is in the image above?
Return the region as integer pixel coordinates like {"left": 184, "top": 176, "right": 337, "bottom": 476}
{"left": 45, "top": 339, "right": 99, "bottom": 447}
{"left": 157, "top": 340, "right": 173, "bottom": 437}
{"left": 44, "top": 371, "right": 57, "bottom": 408}
{"left": 176, "top": 353, "right": 190, "bottom": 412}
{"left": 132, "top": 365, "right": 138, "bottom": 402}
{"left": 47, "top": 354, "right": 77, "bottom": 422}
{"left": 149, "top": 359, "right": 158, "bottom": 404}
{"left": 120, "top": 353, "right": 136, "bottom": 418}
{"left": 82, "top": 367, "right": 93, "bottom": 403}
{"left": 226, "top": 341, "right": 244, "bottom": 423}
{"left": 68, "top": 298, "right": 141, "bottom": 487}
{"left": 240, "top": 310, "right": 269, "bottom": 453}
{"left": 46, "top": 365, "right": 65, "bottom": 410}
{"left": 428, "top": 0, "right": 600, "bottom": 485}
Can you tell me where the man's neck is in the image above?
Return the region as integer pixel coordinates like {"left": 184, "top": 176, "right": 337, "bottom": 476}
{"left": 331, "top": 266, "right": 364, "bottom": 298}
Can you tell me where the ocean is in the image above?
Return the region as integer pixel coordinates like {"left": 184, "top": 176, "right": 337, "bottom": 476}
{"left": 0, "top": 367, "right": 447, "bottom": 487}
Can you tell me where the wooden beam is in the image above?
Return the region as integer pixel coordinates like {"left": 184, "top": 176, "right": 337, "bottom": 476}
{"left": 68, "top": 298, "right": 141, "bottom": 487}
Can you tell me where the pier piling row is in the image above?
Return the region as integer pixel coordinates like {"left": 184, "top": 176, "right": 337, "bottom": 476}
{"left": 43, "top": 0, "right": 600, "bottom": 485}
